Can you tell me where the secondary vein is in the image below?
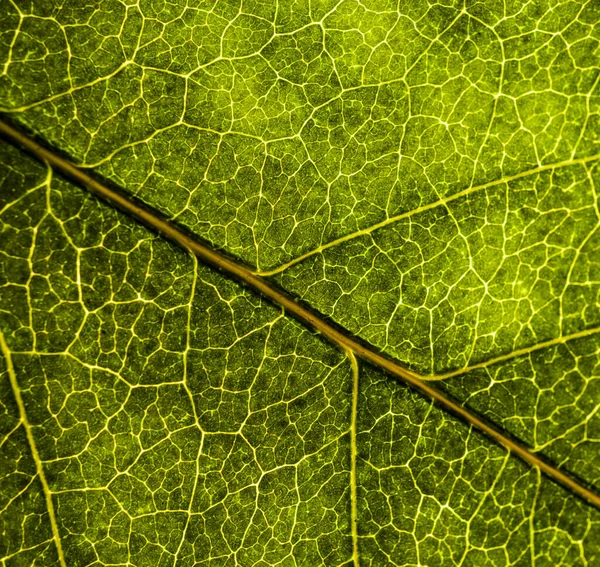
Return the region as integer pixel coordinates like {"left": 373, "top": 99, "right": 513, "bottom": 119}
{"left": 346, "top": 350, "right": 360, "bottom": 567}
{"left": 1, "top": 116, "right": 599, "bottom": 511}
{"left": 425, "top": 325, "right": 600, "bottom": 381}
{"left": 0, "top": 331, "right": 68, "bottom": 567}
{"left": 256, "top": 153, "right": 600, "bottom": 277}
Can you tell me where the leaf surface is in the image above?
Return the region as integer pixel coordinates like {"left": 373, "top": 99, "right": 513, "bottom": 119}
{"left": 1, "top": 0, "right": 600, "bottom": 565}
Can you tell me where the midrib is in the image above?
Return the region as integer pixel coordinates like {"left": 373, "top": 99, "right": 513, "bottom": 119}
{"left": 1, "top": 116, "right": 598, "bottom": 514}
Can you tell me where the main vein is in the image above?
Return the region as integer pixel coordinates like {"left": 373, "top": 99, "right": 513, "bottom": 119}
{"left": 1, "top": 117, "right": 599, "bottom": 511}
{"left": 256, "top": 153, "right": 600, "bottom": 276}
{"left": 0, "top": 331, "right": 68, "bottom": 567}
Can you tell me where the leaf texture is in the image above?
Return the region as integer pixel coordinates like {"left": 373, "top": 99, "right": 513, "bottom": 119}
{"left": 0, "top": 141, "right": 354, "bottom": 566}
{"left": 1, "top": 0, "right": 600, "bottom": 565}
{"left": 2, "top": 138, "right": 599, "bottom": 566}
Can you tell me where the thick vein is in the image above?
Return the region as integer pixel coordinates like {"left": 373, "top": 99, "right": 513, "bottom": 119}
{"left": 0, "top": 331, "right": 68, "bottom": 567}
{"left": 346, "top": 350, "right": 360, "bottom": 567}
{"left": 425, "top": 326, "right": 600, "bottom": 381}
{"left": 256, "top": 153, "right": 600, "bottom": 276}
{"left": 529, "top": 467, "right": 541, "bottom": 565}
{"left": 1, "top": 116, "right": 599, "bottom": 511}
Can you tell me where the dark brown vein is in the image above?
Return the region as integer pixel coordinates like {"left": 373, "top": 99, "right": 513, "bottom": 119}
{"left": 1, "top": 116, "right": 599, "bottom": 511}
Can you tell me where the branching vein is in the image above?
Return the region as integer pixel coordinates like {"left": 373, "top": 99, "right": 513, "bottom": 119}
{"left": 1, "top": 117, "right": 598, "bottom": 513}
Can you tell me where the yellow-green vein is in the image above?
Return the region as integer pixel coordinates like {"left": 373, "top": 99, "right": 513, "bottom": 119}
{"left": 346, "top": 349, "right": 360, "bottom": 567}
{"left": 0, "top": 331, "right": 68, "bottom": 567}
{"left": 256, "top": 153, "right": 600, "bottom": 277}
{"left": 425, "top": 326, "right": 600, "bottom": 381}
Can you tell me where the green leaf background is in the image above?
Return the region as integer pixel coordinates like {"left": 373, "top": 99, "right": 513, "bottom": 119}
{"left": 1, "top": 0, "right": 600, "bottom": 565}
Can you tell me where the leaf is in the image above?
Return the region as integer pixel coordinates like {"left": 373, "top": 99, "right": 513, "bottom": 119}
{"left": 1, "top": 1, "right": 600, "bottom": 565}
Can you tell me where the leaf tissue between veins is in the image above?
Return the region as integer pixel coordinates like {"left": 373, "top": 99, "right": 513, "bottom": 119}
{"left": 1, "top": 1, "right": 600, "bottom": 566}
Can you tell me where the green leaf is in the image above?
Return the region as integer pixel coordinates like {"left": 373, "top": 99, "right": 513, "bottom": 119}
{"left": 1, "top": 0, "right": 600, "bottom": 565}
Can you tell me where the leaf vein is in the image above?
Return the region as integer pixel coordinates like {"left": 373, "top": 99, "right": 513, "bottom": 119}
{"left": 1, "top": 117, "right": 599, "bottom": 511}
{"left": 257, "top": 153, "right": 600, "bottom": 276}
{"left": 0, "top": 331, "right": 68, "bottom": 567}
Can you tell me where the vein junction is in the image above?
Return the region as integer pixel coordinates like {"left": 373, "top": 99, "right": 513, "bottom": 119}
{"left": 2, "top": 0, "right": 600, "bottom": 562}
